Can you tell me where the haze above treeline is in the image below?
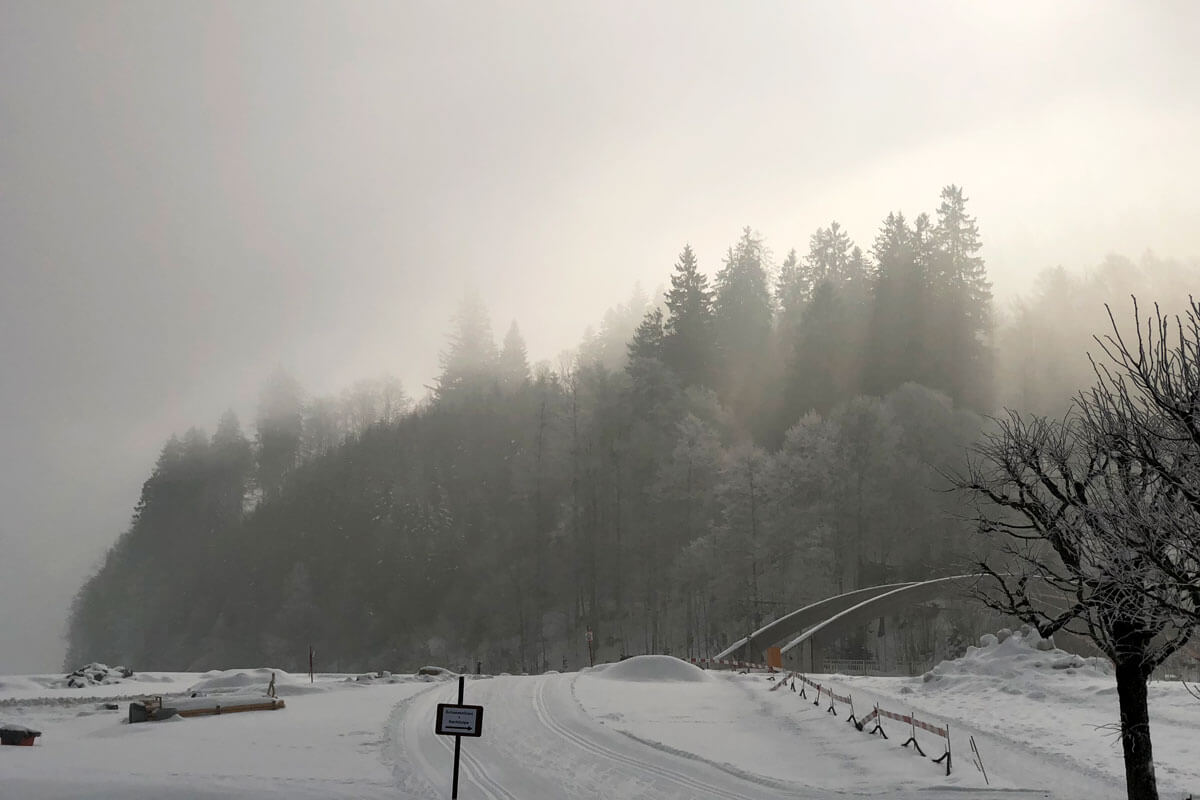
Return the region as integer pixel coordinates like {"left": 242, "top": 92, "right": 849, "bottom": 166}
{"left": 3, "top": 0, "right": 1199, "bottom": 672}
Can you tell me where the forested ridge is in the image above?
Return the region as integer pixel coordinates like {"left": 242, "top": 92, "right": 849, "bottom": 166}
{"left": 65, "top": 187, "right": 1198, "bottom": 673}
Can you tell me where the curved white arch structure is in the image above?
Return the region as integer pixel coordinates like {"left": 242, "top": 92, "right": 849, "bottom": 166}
{"left": 713, "top": 581, "right": 918, "bottom": 662}
{"left": 715, "top": 574, "right": 987, "bottom": 668}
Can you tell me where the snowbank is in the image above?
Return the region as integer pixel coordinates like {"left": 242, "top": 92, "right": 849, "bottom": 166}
{"left": 0, "top": 675, "right": 45, "bottom": 693}
{"left": 922, "top": 626, "right": 1111, "bottom": 692}
{"left": 594, "top": 655, "right": 712, "bottom": 683}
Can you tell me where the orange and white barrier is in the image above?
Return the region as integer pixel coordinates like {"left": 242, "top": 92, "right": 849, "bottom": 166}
{"left": 688, "top": 657, "right": 775, "bottom": 672}
{"left": 776, "top": 672, "right": 953, "bottom": 775}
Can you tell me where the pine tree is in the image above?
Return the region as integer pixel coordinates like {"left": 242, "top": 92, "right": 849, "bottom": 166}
{"left": 785, "top": 281, "right": 845, "bottom": 417}
{"left": 775, "top": 248, "right": 804, "bottom": 338}
{"left": 211, "top": 410, "right": 253, "bottom": 523}
{"left": 843, "top": 245, "right": 870, "bottom": 308}
{"left": 437, "top": 290, "right": 499, "bottom": 400}
{"left": 713, "top": 228, "right": 773, "bottom": 428}
{"left": 933, "top": 184, "right": 993, "bottom": 409}
{"left": 865, "top": 212, "right": 925, "bottom": 396}
{"left": 499, "top": 320, "right": 531, "bottom": 391}
{"left": 663, "top": 244, "right": 716, "bottom": 389}
{"left": 804, "top": 221, "right": 853, "bottom": 290}
{"left": 628, "top": 308, "right": 665, "bottom": 362}
{"left": 255, "top": 369, "right": 304, "bottom": 502}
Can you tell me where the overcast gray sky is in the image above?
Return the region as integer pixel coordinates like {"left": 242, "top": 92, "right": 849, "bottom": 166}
{"left": 2, "top": 0, "right": 1198, "bottom": 672}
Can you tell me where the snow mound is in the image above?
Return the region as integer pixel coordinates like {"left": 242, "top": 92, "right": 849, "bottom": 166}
{"left": 187, "top": 668, "right": 300, "bottom": 696}
{"left": 417, "top": 665, "right": 455, "bottom": 677}
{"left": 595, "top": 655, "right": 712, "bottom": 683}
{"left": 922, "top": 625, "right": 1110, "bottom": 690}
{"left": 0, "top": 676, "right": 46, "bottom": 693}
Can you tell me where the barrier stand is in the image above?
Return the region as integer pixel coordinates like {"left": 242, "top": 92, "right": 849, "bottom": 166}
{"left": 790, "top": 673, "right": 951, "bottom": 776}
{"left": 790, "top": 676, "right": 798, "bottom": 694}
{"left": 931, "top": 724, "right": 952, "bottom": 776}
{"left": 865, "top": 705, "right": 886, "bottom": 738}
{"left": 900, "top": 712, "right": 926, "bottom": 756}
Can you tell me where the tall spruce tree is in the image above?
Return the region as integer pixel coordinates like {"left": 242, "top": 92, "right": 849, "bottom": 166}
{"left": 713, "top": 228, "right": 773, "bottom": 429}
{"left": 255, "top": 369, "right": 304, "bottom": 502}
{"left": 785, "top": 281, "right": 845, "bottom": 417}
{"left": 804, "top": 221, "right": 853, "bottom": 292}
{"left": 774, "top": 248, "right": 804, "bottom": 337}
{"left": 437, "top": 290, "right": 499, "bottom": 400}
{"left": 211, "top": 410, "right": 253, "bottom": 524}
{"left": 663, "top": 244, "right": 716, "bottom": 389}
{"left": 499, "top": 320, "right": 531, "bottom": 391}
{"left": 865, "top": 212, "right": 924, "bottom": 396}
{"left": 933, "top": 184, "right": 993, "bottom": 409}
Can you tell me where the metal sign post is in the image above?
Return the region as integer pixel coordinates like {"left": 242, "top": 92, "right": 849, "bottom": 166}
{"left": 435, "top": 676, "right": 484, "bottom": 798}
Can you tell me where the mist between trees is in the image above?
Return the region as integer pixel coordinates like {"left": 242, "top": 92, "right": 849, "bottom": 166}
{"left": 66, "top": 186, "right": 1200, "bottom": 677}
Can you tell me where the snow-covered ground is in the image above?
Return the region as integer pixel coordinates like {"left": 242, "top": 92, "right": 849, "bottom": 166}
{"left": 2, "top": 640, "right": 1198, "bottom": 799}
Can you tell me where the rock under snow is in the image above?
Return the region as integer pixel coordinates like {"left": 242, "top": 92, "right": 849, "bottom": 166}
{"left": 61, "top": 663, "right": 133, "bottom": 688}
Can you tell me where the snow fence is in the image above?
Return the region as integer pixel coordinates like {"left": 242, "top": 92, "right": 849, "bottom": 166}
{"left": 784, "top": 673, "right": 954, "bottom": 776}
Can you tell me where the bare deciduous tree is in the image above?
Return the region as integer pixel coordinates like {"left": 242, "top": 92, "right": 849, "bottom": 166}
{"left": 956, "top": 298, "right": 1200, "bottom": 800}
{"left": 1081, "top": 299, "right": 1200, "bottom": 629}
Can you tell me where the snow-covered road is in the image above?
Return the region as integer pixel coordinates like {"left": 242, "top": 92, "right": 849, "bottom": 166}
{"left": 393, "top": 667, "right": 1065, "bottom": 800}
{"left": 397, "top": 672, "right": 810, "bottom": 799}
{"left": 4, "top": 648, "right": 1197, "bottom": 799}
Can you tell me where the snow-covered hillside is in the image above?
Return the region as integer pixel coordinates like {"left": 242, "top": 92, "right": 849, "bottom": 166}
{"left": 2, "top": 646, "right": 1197, "bottom": 799}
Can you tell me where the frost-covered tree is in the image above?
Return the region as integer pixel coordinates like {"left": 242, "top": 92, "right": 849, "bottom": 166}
{"left": 956, "top": 301, "right": 1200, "bottom": 800}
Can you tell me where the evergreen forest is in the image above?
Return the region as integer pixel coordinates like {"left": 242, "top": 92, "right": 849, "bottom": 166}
{"left": 64, "top": 186, "right": 1199, "bottom": 673}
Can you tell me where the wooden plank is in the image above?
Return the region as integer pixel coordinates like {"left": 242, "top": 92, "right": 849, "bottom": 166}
{"left": 176, "top": 699, "right": 286, "bottom": 717}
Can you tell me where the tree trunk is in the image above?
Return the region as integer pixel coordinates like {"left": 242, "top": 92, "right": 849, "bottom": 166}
{"left": 1114, "top": 658, "right": 1158, "bottom": 800}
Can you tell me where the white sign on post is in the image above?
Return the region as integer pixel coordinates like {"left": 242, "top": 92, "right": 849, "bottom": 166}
{"left": 437, "top": 676, "right": 484, "bottom": 799}
{"left": 436, "top": 703, "right": 484, "bottom": 737}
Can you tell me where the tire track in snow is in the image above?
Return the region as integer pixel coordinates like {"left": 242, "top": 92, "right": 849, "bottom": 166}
{"left": 533, "top": 674, "right": 763, "bottom": 800}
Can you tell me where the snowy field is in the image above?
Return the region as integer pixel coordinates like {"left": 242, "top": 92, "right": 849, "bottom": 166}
{"left": 2, "top": 636, "right": 1199, "bottom": 799}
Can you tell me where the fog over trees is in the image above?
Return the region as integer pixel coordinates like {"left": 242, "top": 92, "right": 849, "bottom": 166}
{"left": 65, "top": 187, "right": 1200, "bottom": 678}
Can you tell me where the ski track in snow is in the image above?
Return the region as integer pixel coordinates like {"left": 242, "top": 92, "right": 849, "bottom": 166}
{"left": 395, "top": 671, "right": 1071, "bottom": 800}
